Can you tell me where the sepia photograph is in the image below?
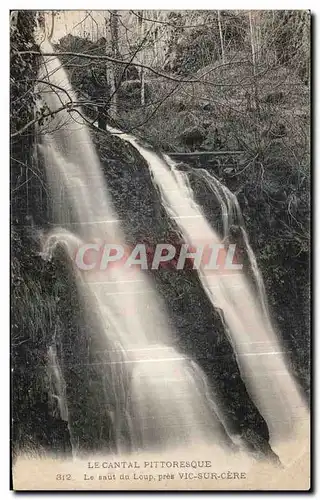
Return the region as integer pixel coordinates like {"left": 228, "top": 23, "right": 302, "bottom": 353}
{"left": 10, "top": 8, "right": 311, "bottom": 491}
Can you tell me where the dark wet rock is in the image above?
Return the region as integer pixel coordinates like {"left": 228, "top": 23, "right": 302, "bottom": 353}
{"left": 179, "top": 125, "right": 207, "bottom": 151}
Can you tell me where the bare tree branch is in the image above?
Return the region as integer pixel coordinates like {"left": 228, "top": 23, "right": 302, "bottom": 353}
{"left": 11, "top": 104, "right": 72, "bottom": 138}
{"left": 14, "top": 50, "right": 253, "bottom": 87}
{"left": 129, "top": 10, "right": 224, "bottom": 29}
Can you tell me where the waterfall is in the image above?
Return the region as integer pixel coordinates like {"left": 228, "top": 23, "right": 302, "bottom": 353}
{"left": 47, "top": 338, "right": 69, "bottom": 423}
{"left": 186, "top": 167, "right": 271, "bottom": 321}
{"left": 37, "top": 41, "right": 233, "bottom": 454}
{"left": 106, "top": 126, "right": 309, "bottom": 453}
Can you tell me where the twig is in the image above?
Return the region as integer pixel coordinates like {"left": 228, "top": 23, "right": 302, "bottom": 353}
{"left": 168, "top": 151, "right": 244, "bottom": 157}
{"left": 14, "top": 50, "right": 255, "bottom": 88}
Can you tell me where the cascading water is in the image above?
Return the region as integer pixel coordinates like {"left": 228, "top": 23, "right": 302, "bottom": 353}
{"left": 186, "top": 167, "right": 271, "bottom": 321}
{"left": 106, "top": 126, "right": 309, "bottom": 455}
{"left": 37, "top": 41, "right": 232, "bottom": 454}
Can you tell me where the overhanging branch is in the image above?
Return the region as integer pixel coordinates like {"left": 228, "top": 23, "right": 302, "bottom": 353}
{"left": 14, "top": 50, "right": 252, "bottom": 87}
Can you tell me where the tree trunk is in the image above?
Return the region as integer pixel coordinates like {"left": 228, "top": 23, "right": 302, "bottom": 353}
{"left": 48, "top": 11, "right": 55, "bottom": 41}
{"left": 139, "top": 11, "right": 145, "bottom": 106}
{"left": 106, "top": 10, "right": 120, "bottom": 118}
{"left": 217, "top": 11, "right": 225, "bottom": 64}
{"left": 248, "top": 11, "right": 260, "bottom": 115}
